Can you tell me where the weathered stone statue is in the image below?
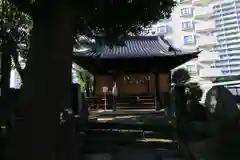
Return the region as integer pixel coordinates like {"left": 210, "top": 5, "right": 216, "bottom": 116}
{"left": 188, "top": 85, "right": 240, "bottom": 160}
{"left": 205, "top": 86, "right": 240, "bottom": 159}
{"left": 173, "top": 84, "right": 208, "bottom": 147}
{"left": 171, "top": 84, "right": 187, "bottom": 122}
{"left": 205, "top": 85, "right": 239, "bottom": 126}
{"left": 185, "top": 83, "right": 206, "bottom": 121}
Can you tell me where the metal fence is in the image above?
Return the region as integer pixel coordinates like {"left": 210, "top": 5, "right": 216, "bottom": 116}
{"left": 227, "top": 86, "right": 240, "bottom": 96}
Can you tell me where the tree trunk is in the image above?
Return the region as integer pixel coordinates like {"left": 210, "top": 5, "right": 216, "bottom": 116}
{"left": 0, "top": 43, "right": 11, "bottom": 127}
{"left": 85, "top": 72, "right": 90, "bottom": 97}
{"left": 6, "top": 2, "right": 79, "bottom": 160}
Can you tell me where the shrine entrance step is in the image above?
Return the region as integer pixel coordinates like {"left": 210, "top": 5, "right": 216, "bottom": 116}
{"left": 82, "top": 122, "right": 187, "bottom": 160}
{"left": 87, "top": 96, "right": 113, "bottom": 110}
{"left": 115, "top": 96, "right": 156, "bottom": 110}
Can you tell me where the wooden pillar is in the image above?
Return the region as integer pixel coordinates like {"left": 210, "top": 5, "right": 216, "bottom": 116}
{"left": 154, "top": 73, "right": 161, "bottom": 111}
{"left": 84, "top": 72, "right": 90, "bottom": 97}
{"left": 167, "top": 71, "right": 173, "bottom": 116}
{"left": 168, "top": 71, "right": 172, "bottom": 90}
{"left": 146, "top": 75, "right": 150, "bottom": 93}
{"left": 72, "top": 84, "right": 80, "bottom": 115}
{"left": 112, "top": 74, "right": 117, "bottom": 111}
{"left": 93, "top": 75, "right": 96, "bottom": 96}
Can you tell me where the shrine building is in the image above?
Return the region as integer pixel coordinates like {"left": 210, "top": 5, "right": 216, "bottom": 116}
{"left": 73, "top": 36, "right": 200, "bottom": 110}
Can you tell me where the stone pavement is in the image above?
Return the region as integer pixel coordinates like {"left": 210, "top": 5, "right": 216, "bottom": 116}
{"left": 83, "top": 149, "right": 184, "bottom": 160}
{"left": 113, "top": 149, "right": 157, "bottom": 160}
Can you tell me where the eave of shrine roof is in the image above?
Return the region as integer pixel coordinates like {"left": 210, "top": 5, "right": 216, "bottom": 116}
{"left": 73, "top": 36, "right": 199, "bottom": 58}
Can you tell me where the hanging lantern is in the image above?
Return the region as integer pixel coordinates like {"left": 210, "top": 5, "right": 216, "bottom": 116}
{"left": 124, "top": 76, "right": 131, "bottom": 84}
{"left": 124, "top": 76, "right": 130, "bottom": 81}
{"left": 144, "top": 76, "right": 150, "bottom": 81}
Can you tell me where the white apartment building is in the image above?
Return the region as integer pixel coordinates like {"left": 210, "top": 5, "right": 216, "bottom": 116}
{"left": 146, "top": 0, "right": 240, "bottom": 81}
{"left": 212, "top": 0, "right": 240, "bottom": 75}
{"left": 149, "top": 0, "right": 220, "bottom": 51}
{"left": 172, "top": 50, "right": 222, "bottom": 82}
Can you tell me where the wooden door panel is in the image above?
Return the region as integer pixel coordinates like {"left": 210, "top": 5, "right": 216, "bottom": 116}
{"left": 117, "top": 74, "right": 151, "bottom": 96}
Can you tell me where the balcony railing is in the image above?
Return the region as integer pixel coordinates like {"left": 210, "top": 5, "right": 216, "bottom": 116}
{"left": 199, "top": 68, "right": 223, "bottom": 78}
{"left": 196, "top": 35, "right": 217, "bottom": 49}
{"left": 180, "top": 0, "right": 192, "bottom": 4}
{"left": 192, "top": 0, "right": 210, "bottom": 6}
{"left": 194, "top": 6, "right": 213, "bottom": 20}
{"left": 195, "top": 21, "right": 215, "bottom": 33}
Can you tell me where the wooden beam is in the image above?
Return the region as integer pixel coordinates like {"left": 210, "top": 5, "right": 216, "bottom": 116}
{"left": 93, "top": 75, "right": 96, "bottom": 96}
{"left": 154, "top": 73, "right": 161, "bottom": 111}
{"left": 73, "top": 54, "right": 197, "bottom": 74}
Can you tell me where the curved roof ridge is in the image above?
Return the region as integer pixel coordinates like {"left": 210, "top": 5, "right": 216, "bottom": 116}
{"left": 74, "top": 35, "right": 200, "bottom": 58}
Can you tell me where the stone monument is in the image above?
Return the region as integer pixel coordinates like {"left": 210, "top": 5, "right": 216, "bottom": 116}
{"left": 199, "top": 85, "right": 240, "bottom": 160}
{"left": 205, "top": 85, "right": 239, "bottom": 126}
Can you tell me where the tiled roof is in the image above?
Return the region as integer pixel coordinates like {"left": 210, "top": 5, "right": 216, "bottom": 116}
{"left": 74, "top": 36, "right": 197, "bottom": 58}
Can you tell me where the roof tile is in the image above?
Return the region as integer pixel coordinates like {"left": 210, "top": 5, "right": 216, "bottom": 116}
{"left": 74, "top": 36, "right": 196, "bottom": 58}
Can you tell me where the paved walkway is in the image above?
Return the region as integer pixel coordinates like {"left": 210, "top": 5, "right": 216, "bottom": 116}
{"left": 85, "top": 110, "right": 184, "bottom": 160}
{"left": 83, "top": 150, "right": 184, "bottom": 160}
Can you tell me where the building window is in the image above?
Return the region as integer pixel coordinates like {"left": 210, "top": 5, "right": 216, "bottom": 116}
{"left": 182, "top": 21, "right": 194, "bottom": 30}
{"left": 186, "top": 64, "right": 197, "bottom": 73}
{"left": 141, "top": 28, "right": 152, "bottom": 35}
{"left": 183, "top": 35, "right": 195, "bottom": 45}
{"left": 157, "top": 25, "right": 167, "bottom": 34}
{"left": 180, "top": 0, "right": 191, "bottom": 3}
{"left": 180, "top": 8, "right": 193, "bottom": 17}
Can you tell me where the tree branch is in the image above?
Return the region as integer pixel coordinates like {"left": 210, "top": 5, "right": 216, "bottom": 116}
{"left": 7, "top": 0, "right": 34, "bottom": 15}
